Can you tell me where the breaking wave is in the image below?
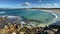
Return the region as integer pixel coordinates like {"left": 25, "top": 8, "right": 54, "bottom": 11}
{"left": 0, "top": 11, "right": 5, "bottom": 14}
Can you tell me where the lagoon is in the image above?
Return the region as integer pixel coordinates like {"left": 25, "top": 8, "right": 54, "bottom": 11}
{"left": 0, "top": 9, "right": 57, "bottom": 26}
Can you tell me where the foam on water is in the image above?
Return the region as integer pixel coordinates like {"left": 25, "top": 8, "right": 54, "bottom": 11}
{"left": 41, "top": 10, "right": 58, "bottom": 21}
{"left": 38, "top": 10, "right": 58, "bottom": 27}
{"left": 0, "top": 11, "right": 5, "bottom": 14}
{"left": 2, "top": 16, "right": 17, "bottom": 18}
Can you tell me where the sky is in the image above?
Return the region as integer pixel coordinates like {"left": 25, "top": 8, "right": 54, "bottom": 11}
{"left": 0, "top": 0, "right": 60, "bottom": 8}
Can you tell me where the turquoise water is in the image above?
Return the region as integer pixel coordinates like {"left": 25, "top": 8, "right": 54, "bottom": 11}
{"left": 0, "top": 9, "right": 56, "bottom": 26}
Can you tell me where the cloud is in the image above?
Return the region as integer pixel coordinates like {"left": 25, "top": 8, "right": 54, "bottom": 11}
{"left": 46, "top": 4, "right": 52, "bottom": 6}
{"left": 46, "top": 3, "right": 59, "bottom": 6}
{"left": 17, "top": 2, "right": 31, "bottom": 7}
{"left": 22, "top": 2, "right": 31, "bottom": 6}
{"left": 17, "top": 4, "right": 21, "bottom": 6}
{"left": 39, "top": 0, "right": 42, "bottom": 2}
{"left": 54, "top": 3, "right": 59, "bottom": 6}
{"left": 39, "top": 4, "right": 53, "bottom": 8}
{"left": 16, "top": 2, "right": 32, "bottom": 8}
{"left": 43, "top": 3, "right": 59, "bottom": 8}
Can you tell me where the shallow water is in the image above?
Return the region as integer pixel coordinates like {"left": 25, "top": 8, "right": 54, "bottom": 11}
{"left": 0, "top": 9, "right": 56, "bottom": 26}
{"left": 53, "top": 12, "right": 60, "bottom": 21}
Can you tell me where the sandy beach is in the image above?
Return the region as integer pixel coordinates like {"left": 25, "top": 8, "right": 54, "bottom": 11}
{"left": 40, "top": 9, "right": 60, "bottom": 21}
{"left": 41, "top": 9, "right": 60, "bottom": 12}
{"left": 30, "top": 8, "right": 60, "bottom": 12}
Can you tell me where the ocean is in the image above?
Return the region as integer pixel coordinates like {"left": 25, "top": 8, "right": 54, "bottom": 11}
{"left": 0, "top": 9, "right": 57, "bottom": 26}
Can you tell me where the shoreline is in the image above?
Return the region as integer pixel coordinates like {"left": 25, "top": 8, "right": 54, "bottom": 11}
{"left": 0, "top": 9, "right": 58, "bottom": 27}
{"left": 40, "top": 9, "right": 60, "bottom": 21}
{"left": 29, "top": 8, "right": 60, "bottom": 12}
{"left": 41, "top": 10, "right": 58, "bottom": 21}
{"left": 37, "top": 10, "right": 58, "bottom": 27}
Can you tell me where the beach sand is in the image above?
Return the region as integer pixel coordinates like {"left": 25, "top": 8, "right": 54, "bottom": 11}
{"left": 40, "top": 8, "right": 60, "bottom": 21}
{"left": 40, "top": 8, "right": 60, "bottom": 12}
{"left": 31, "top": 8, "right": 60, "bottom": 12}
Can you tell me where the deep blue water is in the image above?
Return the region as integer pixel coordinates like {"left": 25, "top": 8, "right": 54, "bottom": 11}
{"left": 0, "top": 9, "right": 56, "bottom": 24}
